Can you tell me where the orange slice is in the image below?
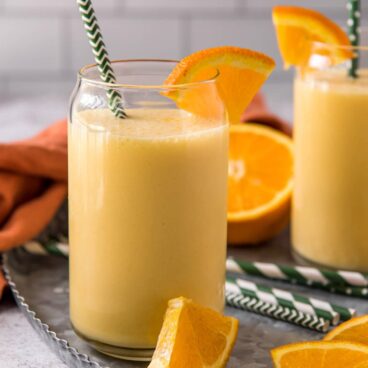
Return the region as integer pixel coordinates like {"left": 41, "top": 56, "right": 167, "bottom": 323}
{"left": 227, "top": 123, "right": 293, "bottom": 245}
{"left": 272, "top": 341, "right": 368, "bottom": 368}
{"left": 148, "top": 297, "right": 238, "bottom": 368}
{"left": 272, "top": 6, "right": 352, "bottom": 68}
{"left": 325, "top": 315, "right": 368, "bottom": 345}
{"left": 164, "top": 46, "right": 275, "bottom": 124}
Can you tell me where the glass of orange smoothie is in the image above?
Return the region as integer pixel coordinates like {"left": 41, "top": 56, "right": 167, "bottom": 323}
{"left": 292, "top": 41, "right": 368, "bottom": 271}
{"left": 68, "top": 60, "right": 228, "bottom": 360}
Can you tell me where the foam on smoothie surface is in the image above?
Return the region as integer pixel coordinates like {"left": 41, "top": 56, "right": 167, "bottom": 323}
{"left": 76, "top": 108, "right": 223, "bottom": 139}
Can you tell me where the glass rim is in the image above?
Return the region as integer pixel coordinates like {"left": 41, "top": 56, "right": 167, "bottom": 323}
{"left": 78, "top": 59, "right": 220, "bottom": 89}
{"left": 310, "top": 26, "right": 368, "bottom": 52}
{"left": 310, "top": 40, "right": 368, "bottom": 52}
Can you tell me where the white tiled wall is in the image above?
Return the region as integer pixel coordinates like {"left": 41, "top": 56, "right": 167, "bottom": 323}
{"left": 0, "top": 0, "right": 366, "bottom": 99}
{"left": 70, "top": 17, "right": 182, "bottom": 69}
{"left": 0, "top": 18, "right": 63, "bottom": 73}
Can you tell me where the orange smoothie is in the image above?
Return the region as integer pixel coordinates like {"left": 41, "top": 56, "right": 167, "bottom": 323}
{"left": 293, "top": 71, "right": 368, "bottom": 270}
{"left": 69, "top": 108, "right": 228, "bottom": 348}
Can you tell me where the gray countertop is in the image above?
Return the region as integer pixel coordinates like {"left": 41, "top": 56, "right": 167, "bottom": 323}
{"left": 0, "top": 91, "right": 292, "bottom": 368}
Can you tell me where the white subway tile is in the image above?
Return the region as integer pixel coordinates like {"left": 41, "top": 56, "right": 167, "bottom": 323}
{"left": 124, "top": 0, "right": 237, "bottom": 12}
{"left": 189, "top": 18, "right": 283, "bottom": 70}
{"left": 70, "top": 17, "right": 182, "bottom": 71}
{"left": 242, "top": 0, "right": 350, "bottom": 11}
{"left": 7, "top": 78, "right": 74, "bottom": 97}
{"left": 3, "top": 0, "right": 73, "bottom": 9}
{"left": 0, "top": 18, "right": 62, "bottom": 72}
{"left": 3, "top": 0, "right": 116, "bottom": 11}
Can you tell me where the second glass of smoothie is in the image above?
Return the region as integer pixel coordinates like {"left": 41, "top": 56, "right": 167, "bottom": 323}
{"left": 293, "top": 41, "right": 368, "bottom": 271}
{"left": 68, "top": 60, "right": 228, "bottom": 360}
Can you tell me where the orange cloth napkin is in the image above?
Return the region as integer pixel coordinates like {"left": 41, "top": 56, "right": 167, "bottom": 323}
{"left": 0, "top": 94, "right": 290, "bottom": 301}
{"left": 0, "top": 119, "right": 67, "bottom": 298}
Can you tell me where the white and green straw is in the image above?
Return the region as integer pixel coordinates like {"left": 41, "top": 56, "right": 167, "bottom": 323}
{"left": 76, "top": 0, "right": 127, "bottom": 118}
{"left": 25, "top": 242, "right": 368, "bottom": 298}
{"left": 227, "top": 277, "right": 355, "bottom": 324}
{"left": 227, "top": 257, "right": 368, "bottom": 297}
{"left": 347, "top": 0, "right": 361, "bottom": 78}
{"left": 329, "top": 284, "right": 368, "bottom": 298}
{"left": 225, "top": 283, "right": 330, "bottom": 333}
{"left": 24, "top": 238, "right": 69, "bottom": 257}
{"left": 23, "top": 239, "right": 357, "bottom": 330}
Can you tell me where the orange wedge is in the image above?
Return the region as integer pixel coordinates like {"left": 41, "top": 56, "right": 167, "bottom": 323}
{"left": 227, "top": 124, "right": 293, "bottom": 245}
{"left": 272, "top": 341, "right": 368, "bottom": 368}
{"left": 148, "top": 297, "right": 238, "bottom": 368}
{"left": 164, "top": 46, "right": 275, "bottom": 124}
{"left": 272, "top": 6, "right": 352, "bottom": 68}
{"left": 325, "top": 315, "right": 368, "bottom": 346}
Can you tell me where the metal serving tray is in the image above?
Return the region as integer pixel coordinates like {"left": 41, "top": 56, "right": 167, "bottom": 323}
{"left": 3, "top": 204, "right": 366, "bottom": 367}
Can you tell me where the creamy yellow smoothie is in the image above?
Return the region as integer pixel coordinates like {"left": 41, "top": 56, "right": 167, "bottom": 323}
{"left": 293, "top": 70, "right": 368, "bottom": 270}
{"left": 69, "top": 108, "right": 228, "bottom": 349}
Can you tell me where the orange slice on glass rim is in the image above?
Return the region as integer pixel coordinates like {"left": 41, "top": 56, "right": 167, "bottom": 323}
{"left": 164, "top": 46, "right": 275, "bottom": 124}
{"left": 271, "top": 341, "right": 368, "bottom": 368}
{"left": 148, "top": 297, "right": 238, "bottom": 368}
{"left": 272, "top": 6, "right": 352, "bottom": 68}
{"left": 227, "top": 123, "right": 293, "bottom": 245}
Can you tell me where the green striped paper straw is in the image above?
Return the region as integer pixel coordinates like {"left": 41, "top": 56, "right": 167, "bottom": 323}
{"left": 228, "top": 277, "right": 339, "bottom": 324}
{"left": 227, "top": 257, "right": 368, "bottom": 289}
{"left": 76, "top": 0, "right": 127, "bottom": 118}
{"left": 23, "top": 240, "right": 368, "bottom": 301}
{"left": 347, "top": 0, "right": 361, "bottom": 78}
{"left": 328, "top": 284, "right": 368, "bottom": 299}
{"left": 229, "top": 277, "right": 355, "bottom": 324}
{"left": 23, "top": 238, "right": 69, "bottom": 258}
{"left": 226, "top": 283, "right": 330, "bottom": 333}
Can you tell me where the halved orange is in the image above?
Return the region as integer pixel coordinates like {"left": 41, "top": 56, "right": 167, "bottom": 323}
{"left": 272, "top": 6, "right": 352, "bottom": 68}
{"left": 164, "top": 46, "right": 275, "bottom": 124}
{"left": 272, "top": 341, "right": 368, "bottom": 368}
{"left": 325, "top": 315, "right": 368, "bottom": 346}
{"left": 227, "top": 123, "right": 293, "bottom": 245}
{"left": 148, "top": 297, "right": 238, "bottom": 368}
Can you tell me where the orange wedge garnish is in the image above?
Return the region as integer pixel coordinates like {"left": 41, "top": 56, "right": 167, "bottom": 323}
{"left": 325, "top": 315, "right": 368, "bottom": 346}
{"left": 148, "top": 297, "right": 238, "bottom": 368}
{"left": 227, "top": 124, "right": 293, "bottom": 245}
{"left": 165, "top": 46, "right": 275, "bottom": 124}
{"left": 272, "top": 6, "right": 352, "bottom": 68}
{"left": 272, "top": 341, "right": 368, "bottom": 368}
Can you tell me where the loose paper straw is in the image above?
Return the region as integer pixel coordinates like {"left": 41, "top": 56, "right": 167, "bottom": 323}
{"left": 76, "top": 0, "right": 127, "bottom": 118}
{"left": 23, "top": 239, "right": 69, "bottom": 258}
{"left": 24, "top": 243, "right": 368, "bottom": 300}
{"left": 228, "top": 277, "right": 356, "bottom": 324}
{"left": 22, "top": 240, "right": 367, "bottom": 302}
{"left": 328, "top": 284, "right": 368, "bottom": 299}
{"left": 227, "top": 257, "right": 368, "bottom": 289}
{"left": 226, "top": 283, "right": 330, "bottom": 333}
{"left": 229, "top": 277, "right": 339, "bottom": 324}
{"left": 347, "top": 0, "right": 361, "bottom": 78}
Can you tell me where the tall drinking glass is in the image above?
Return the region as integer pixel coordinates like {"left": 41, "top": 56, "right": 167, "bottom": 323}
{"left": 293, "top": 41, "right": 368, "bottom": 271}
{"left": 68, "top": 60, "right": 228, "bottom": 360}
